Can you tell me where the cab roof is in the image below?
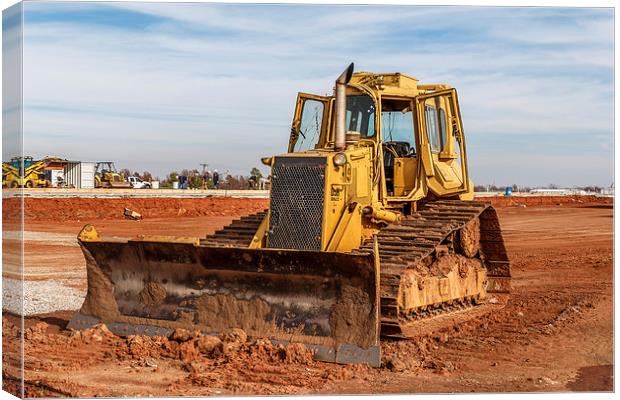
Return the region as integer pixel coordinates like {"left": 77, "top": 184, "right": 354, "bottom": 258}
{"left": 349, "top": 72, "right": 449, "bottom": 96}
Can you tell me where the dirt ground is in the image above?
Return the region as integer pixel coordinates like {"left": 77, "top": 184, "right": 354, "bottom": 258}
{"left": 1, "top": 196, "right": 614, "bottom": 396}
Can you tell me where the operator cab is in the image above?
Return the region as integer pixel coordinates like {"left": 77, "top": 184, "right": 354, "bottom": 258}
{"left": 286, "top": 69, "right": 471, "bottom": 203}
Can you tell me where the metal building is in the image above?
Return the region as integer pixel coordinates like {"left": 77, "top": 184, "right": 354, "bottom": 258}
{"left": 64, "top": 161, "right": 95, "bottom": 189}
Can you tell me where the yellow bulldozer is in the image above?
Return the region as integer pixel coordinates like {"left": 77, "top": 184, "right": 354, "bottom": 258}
{"left": 70, "top": 64, "right": 510, "bottom": 367}
{"left": 94, "top": 162, "right": 132, "bottom": 189}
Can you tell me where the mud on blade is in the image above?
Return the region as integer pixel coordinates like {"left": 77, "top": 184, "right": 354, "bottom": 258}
{"left": 69, "top": 230, "right": 380, "bottom": 366}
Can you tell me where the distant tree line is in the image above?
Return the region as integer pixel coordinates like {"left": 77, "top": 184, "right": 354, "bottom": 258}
{"left": 118, "top": 167, "right": 265, "bottom": 190}
{"left": 117, "top": 168, "right": 607, "bottom": 193}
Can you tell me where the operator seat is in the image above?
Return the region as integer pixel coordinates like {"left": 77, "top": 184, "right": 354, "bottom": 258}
{"left": 383, "top": 141, "right": 415, "bottom": 194}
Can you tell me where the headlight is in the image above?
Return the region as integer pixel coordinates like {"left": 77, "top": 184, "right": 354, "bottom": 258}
{"left": 333, "top": 152, "right": 347, "bottom": 166}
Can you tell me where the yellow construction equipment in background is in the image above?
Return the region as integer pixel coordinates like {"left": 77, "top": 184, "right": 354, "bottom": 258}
{"left": 2, "top": 156, "right": 66, "bottom": 188}
{"left": 94, "top": 162, "right": 132, "bottom": 188}
{"left": 71, "top": 64, "right": 510, "bottom": 367}
{"left": 2, "top": 160, "right": 20, "bottom": 188}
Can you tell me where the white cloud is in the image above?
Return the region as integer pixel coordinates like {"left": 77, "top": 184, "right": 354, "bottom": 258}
{"left": 17, "top": 3, "right": 614, "bottom": 185}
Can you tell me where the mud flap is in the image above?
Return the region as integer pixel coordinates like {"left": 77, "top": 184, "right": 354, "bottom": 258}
{"left": 69, "top": 237, "right": 380, "bottom": 367}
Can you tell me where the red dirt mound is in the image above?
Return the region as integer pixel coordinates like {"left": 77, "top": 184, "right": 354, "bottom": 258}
{"left": 474, "top": 195, "right": 611, "bottom": 208}
{"left": 3, "top": 197, "right": 269, "bottom": 222}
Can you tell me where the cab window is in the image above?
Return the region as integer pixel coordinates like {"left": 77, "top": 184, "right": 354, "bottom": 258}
{"left": 294, "top": 99, "right": 324, "bottom": 152}
{"left": 346, "top": 95, "right": 375, "bottom": 137}
{"left": 382, "top": 98, "right": 415, "bottom": 156}
{"left": 425, "top": 105, "right": 441, "bottom": 152}
{"left": 438, "top": 108, "right": 447, "bottom": 150}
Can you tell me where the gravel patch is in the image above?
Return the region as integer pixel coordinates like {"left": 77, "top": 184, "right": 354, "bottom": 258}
{"left": 2, "top": 278, "right": 85, "bottom": 316}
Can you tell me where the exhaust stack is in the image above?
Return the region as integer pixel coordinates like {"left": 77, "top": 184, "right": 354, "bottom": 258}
{"left": 335, "top": 63, "right": 354, "bottom": 151}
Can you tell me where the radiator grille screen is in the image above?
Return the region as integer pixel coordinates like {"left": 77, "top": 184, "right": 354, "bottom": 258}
{"left": 267, "top": 156, "right": 326, "bottom": 251}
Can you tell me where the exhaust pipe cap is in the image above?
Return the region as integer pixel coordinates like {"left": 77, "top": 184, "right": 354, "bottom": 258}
{"left": 338, "top": 62, "right": 355, "bottom": 84}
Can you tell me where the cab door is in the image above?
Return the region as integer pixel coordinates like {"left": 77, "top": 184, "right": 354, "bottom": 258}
{"left": 288, "top": 93, "right": 333, "bottom": 153}
{"left": 415, "top": 88, "right": 471, "bottom": 197}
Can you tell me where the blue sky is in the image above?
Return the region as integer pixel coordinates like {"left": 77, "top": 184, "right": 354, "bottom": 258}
{"left": 3, "top": 2, "right": 614, "bottom": 186}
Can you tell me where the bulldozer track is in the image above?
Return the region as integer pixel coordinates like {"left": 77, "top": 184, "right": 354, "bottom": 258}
{"left": 204, "top": 211, "right": 268, "bottom": 246}
{"left": 204, "top": 200, "right": 510, "bottom": 339}
{"left": 363, "top": 200, "right": 510, "bottom": 338}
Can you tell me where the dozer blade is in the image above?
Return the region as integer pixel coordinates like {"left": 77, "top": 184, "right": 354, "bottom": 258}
{"left": 68, "top": 226, "right": 380, "bottom": 366}
{"left": 108, "top": 181, "right": 132, "bottom": 189}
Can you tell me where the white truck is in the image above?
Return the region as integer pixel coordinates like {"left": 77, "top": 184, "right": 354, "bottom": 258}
{"left": 128, "top": 176, "right": 152, "bottom": 189}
